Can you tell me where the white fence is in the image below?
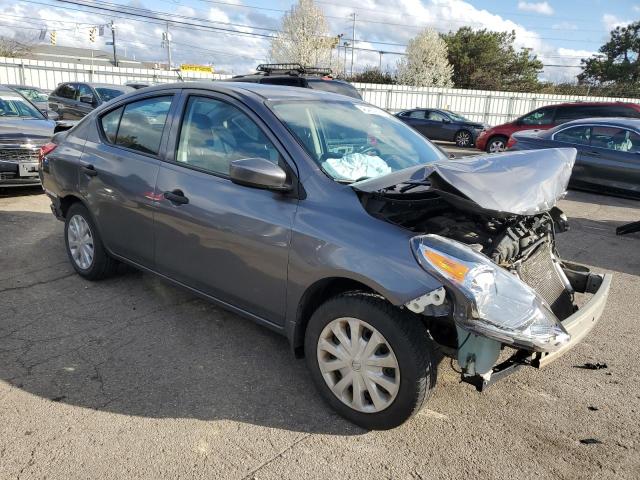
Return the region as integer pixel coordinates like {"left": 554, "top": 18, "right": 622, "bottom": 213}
{"left": 353, "top": 83, "right": 640, "bottom": 126}
{"left": 1, "top": 56, "right": 639, "bottom": 127}
{"left": 0, "top": 56, "right": 224, "bottom": 91}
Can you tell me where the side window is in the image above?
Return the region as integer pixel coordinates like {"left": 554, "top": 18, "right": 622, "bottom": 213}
{"left": 408, "top": 110, "right": 425, "bottom": 119}
{"left": 554, "top": 106, "right": 584, "bottom": 123}
{"left": 75, "top": 84, "right": 93, "bottom": 99}
{"left": 591, "top": 126, "right": 640, "bottom": 152}
{"left": 176, "top": 96, "right": 281, "bottom": 176}
{"left": 596, "top": 105, "right": 640, "bottom": 119}
{"left": 100, "top": 106, "right": 123, "bottom": 143}
{"left": 554, "top": 126, "right": 591, "bottom": 145}
{"left": 520, "top": 107, "right": 555, "bottom": 126}
{"left": 100, "top": 96, "right": 172, "bottom": 155}
{"left": 427, "top": 111, "right": 447, "bottom": 122}
{"left": 56, "top": 84, "right": 76, "bottom": 99}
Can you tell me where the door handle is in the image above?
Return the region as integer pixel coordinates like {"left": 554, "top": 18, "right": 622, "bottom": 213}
{"left": 164, "top": 189, "right": 189, "bottom": 205}
{"left": 82, "top": 164, "right": 98, "bottom": 176}
{"left": 587, "top": 151, "right": 601, "bottom": 157}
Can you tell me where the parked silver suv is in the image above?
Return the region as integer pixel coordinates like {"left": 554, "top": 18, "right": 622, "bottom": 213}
{"left": 40, "top": 83, "right": 611, "bottom": 429}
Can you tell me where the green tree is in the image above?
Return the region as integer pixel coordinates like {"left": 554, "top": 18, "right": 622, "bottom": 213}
{"left": 579, "top": 21, "right": 640, "bottom": 91}
{"left": 442, "top": 27, "right": 543, "bottom": 91}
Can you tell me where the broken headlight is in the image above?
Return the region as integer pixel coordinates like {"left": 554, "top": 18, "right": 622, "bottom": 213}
{"left": 410, "top": 234, "right": 570, "bottom": 352}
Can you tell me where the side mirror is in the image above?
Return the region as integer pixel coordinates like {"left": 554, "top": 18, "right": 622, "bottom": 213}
{"left": 41, "top": 110, "right": 48, "bottom": 119}
{"left": 448, "top": 153, "right": 456, "bottom": 159}
{"left": 229, "top": 158, "right": 291, "bottom": 191}
{"left": 79, "top": 95, "right": 95, "bottom": 105}
{"left": 442, "top": 118, "right": 451, "bottom": 123}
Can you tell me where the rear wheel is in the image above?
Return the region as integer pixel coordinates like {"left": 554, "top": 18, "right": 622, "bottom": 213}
{"left": 454, "top": 129, "right": 472, "bottom": 147}
{"left": 64, "top": 203, "right": 118, "bottom": 280}
{"left": 486, "top": 136, "right": 507, "bottom": 153}
{"left": 304, "top": 293, "right": 436, "bottom": 430}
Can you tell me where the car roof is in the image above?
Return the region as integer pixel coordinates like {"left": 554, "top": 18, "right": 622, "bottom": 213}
{"left": 4, "top": 84, "right": 43, "bottom": 90}
{"left": 58, "top": 82, "right": 132, "bottom": 88}
{"left": 548, "top": 101, "right": 639, "bottom": 108}
{"left": 134, "top": 81, "right": 363, "bottom": 103}
{"left": 554, "top": 117, "right": 640, "bottom": 128}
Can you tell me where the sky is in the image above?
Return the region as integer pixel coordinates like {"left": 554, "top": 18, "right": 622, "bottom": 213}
{"left": 0, "top": 0, "right": 638, "bottom": 82}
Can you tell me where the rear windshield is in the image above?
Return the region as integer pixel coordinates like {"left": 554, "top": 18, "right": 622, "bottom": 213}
{"left": 306, "top": 79, "right": 362, "bottom": 99}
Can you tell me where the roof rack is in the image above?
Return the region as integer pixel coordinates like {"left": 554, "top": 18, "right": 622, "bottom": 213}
{"left": 255, "top": 63, "right": 333, "bottom": 77}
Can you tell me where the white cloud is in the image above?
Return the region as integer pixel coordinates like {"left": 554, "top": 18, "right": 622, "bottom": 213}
{"left": 551, "top": 21, "right": 578, "bottom": 30}
{"left": 0, "top": 0, "right": 594, "bottom": 83}
{"left": 602, "top": 14, "right": 631, "bottom": 32}
{"left": 517, "top": 2, "right": 554, "bottom": 15}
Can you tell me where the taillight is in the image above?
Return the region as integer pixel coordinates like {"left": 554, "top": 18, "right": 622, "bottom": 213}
{"left": 39, "top": 142, "right": 57, "bottom": 168}
{"left": 506, "top": 137, "right": 517, "bottom": 149}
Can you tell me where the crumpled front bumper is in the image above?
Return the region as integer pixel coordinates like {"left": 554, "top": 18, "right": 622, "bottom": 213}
{"left": 531, "top": 271, "right": 612, "bottom": 368}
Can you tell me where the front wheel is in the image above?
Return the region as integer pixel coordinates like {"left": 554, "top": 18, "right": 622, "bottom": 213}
{"left": 304, "top": 293, "right": 437, "bottom": 430}
{"left": 454, "top": 129, "right": 472, "bottom": 147}
{"left": 486, "top": 136, "right": 507, "bottom": 153}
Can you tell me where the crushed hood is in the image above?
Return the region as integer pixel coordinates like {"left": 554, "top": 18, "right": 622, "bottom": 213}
{"left": 352, "top": 148, "right": 577, "bottom": 216}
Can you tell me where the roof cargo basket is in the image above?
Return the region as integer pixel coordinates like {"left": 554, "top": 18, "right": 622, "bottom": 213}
{"left": 255, "top": 63, "right": 333, "bottom": 77}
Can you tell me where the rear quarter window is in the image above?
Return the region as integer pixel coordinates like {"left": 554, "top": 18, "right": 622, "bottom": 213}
{"left": 99, "top": 96, "right": 172, "bottom": 155}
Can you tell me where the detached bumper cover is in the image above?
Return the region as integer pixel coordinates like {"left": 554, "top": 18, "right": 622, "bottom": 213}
{"left": 532, "top": 273, "right": 612, "bottom": 368}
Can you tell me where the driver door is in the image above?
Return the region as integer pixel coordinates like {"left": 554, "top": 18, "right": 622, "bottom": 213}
{"left": 153, "top": 91, "right": 299, "bottom": 326}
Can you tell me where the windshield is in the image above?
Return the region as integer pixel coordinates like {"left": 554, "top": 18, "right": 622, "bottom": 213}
{"left": 14, "top": 87, "right": 48, "bottom": 103}
{"left": 444, "top": 110, "right": 469, "bottom": 122}
{"left": 95, "top": 86, "right": 132, "bottom": 102}
{"left": 305, "top": 79, "right": 362, "bottom": 99}
{"left": 0, "top": 94, "right": 44, "bottom": 119}
{"left": 271, "top": 100, "right": 446, "bottom": 182}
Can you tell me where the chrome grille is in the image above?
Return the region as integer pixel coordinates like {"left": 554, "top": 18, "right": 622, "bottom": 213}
{"left": 0, "top": 147, "right": 40, "bottom": 163}
{"left": 518, "top": 243, "right": 574, "bottom": 320}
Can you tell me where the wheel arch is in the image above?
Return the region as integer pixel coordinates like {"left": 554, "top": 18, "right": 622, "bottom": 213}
{"left": 59, "top": 194, "right": 86, "bottom": 219}
{"left": 289, "top": 276, "right": 386, "bottom": 358}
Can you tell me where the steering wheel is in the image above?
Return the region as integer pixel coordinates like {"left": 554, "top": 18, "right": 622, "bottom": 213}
{"left": 356, "top": 145, "right": 381, "bottom": 157}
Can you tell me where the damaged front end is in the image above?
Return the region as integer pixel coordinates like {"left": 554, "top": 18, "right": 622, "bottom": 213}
{"left": 353, "top": 148, "right": 612, "bottom": 390}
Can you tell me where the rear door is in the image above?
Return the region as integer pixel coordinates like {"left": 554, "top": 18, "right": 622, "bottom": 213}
{"left": 401, "top": 110, "right": 429, "bottom": 135}
{"left": 49, "top": 83, "right": 77, "bottom": 120}
{"left": 424, "top": 110, "right": 452, "bottom": 141}
{"left": 582, "top": 125, "right": 640, "bottom": 195}
{"left": 153, "top": 91, "right": 298, "bottom": 325}
{"left": 78, "top": 91, "right": 179, "bottom": 267}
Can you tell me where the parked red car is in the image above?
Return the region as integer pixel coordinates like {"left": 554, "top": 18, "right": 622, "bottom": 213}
{"left": 476, "top": 102, "right": 640, "bottom": 153}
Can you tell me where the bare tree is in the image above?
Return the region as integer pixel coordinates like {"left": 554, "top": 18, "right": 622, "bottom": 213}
{"left": 269, "top": 0, "right": 340, "bottom": 71}
{"left": 0, "top": 34, "right": 35, "bottom": 58}
{"left": 397, "top": 29, "right": 453, "bottom": 87}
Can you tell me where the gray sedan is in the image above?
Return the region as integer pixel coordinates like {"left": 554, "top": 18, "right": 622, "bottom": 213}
{"left": 509, "top": 118, "right": 640, "bottom": 199}
{"left": 40, "top": 83, "right": 610, "bottom": 429}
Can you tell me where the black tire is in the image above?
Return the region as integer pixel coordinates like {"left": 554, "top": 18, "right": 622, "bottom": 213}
{"left": 64, "top": 202, "right": 118, "bottom": 280}
{"left": 485, "top": 135, "right": 508, "bottom": 153}
{"left": 454, "top": 129, "right": 472, "bottom": 148}
{"left": 304, "top": 293, "right": 437, "bottom": 430}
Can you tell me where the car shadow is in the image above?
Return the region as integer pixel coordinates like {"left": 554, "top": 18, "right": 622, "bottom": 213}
{"left": 0, "top": 185, "right": 44, "bottom": 198}
{"left": 0, "top": 211, "right": 446, "bottom": 435}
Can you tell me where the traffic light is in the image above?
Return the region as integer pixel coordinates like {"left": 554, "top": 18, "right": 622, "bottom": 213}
{"left": 89, "top": 27, "right": 97, "bottom": 43}
{"left": 50, "top": 31, "right": 57, "bottom": 46}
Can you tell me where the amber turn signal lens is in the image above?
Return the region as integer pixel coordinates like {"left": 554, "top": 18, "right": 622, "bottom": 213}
{"left": 423, "top": 249, "right": 469, "bottom": 283}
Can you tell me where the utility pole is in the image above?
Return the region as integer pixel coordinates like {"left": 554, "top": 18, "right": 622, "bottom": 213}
{"left": 163, "top": 22, "right": 172, "bottom": 70}
{"left": 110, "top": 21, "right": 118, "bottom": 67}
{"left": 350, "top": 12, "right": 356, "bottom": 77}
{"left": 343, "top": 41, "right": 349, "bottom": 77}
{"left": 378, "top": 51, "right": 383, "bottom": 71}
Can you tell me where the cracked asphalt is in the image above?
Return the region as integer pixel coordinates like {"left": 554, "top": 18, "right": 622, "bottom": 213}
{"left": 1, "top": 186, "right": 639, "bottom": 480}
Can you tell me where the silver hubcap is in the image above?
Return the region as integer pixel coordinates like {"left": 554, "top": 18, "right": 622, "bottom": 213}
{"left": 67, "top": 214, "right": 94, "bottom": 270}
{"left": 317, "top": 317, "right": 400, "bottom": 413}
{"left": 489, "top": 139, "right": 505, "bottom": 153}
{"left": 457, "top": 131, "right": 470, "bottom": 146}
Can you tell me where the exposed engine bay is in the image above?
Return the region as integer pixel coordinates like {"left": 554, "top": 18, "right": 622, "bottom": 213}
{"left": 358, "top": 186, "right": 575, "bottom": 321}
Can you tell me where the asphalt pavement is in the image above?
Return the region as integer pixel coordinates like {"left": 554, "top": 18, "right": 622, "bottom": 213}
{"left": 1, "top": 183, "right": 639, "bottom": 480}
